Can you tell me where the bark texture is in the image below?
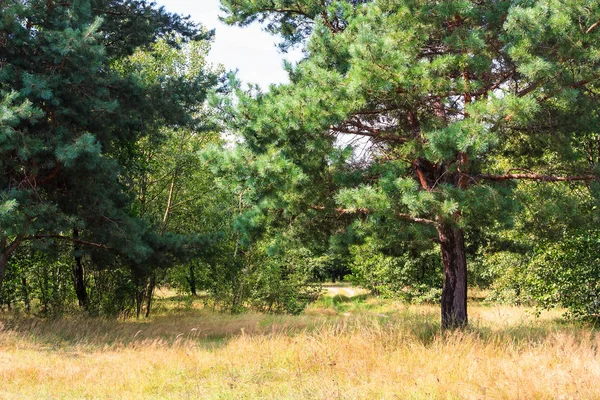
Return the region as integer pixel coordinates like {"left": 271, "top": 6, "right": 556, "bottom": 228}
{"left": 438, "top": 225, "right": 468, "bottom": 328}
{"left": 187, "top": 264, "right": 197, "bottom": 296}
{"left": 72, "top": 229, "right": 89, "bottom": 309}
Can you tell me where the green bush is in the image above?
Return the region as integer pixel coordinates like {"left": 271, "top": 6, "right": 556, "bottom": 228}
{"left": 347, "top": 239, "right": 442, "bottom": 303}
{"left": 525, "top": 233, "right": 600, "bottom": 319}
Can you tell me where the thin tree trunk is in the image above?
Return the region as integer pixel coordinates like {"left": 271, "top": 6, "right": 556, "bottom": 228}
{"left": 21, "top": 277, "right": 31, "bottom": 313}
{"left": 136, "top": 287, "right": 144, "bottom": 319}
{"left": 72, "top": 229, "right": 88, "bottom": 309}
{"left": 142, "top": 131, "right": 187, "bottom": 318}
{"left": 72, "top": 256, "right": 88, "bottom": 309}
{"left": 140, "top": 166, "right": 177, "bottom": 318}
{"left": 144, "top": 274, "right": 155, "bottom": 318}
{"left": 187, "top": 264, "right": 197, "bottom": 296}
{"left": 437, "top": 224, "right": 468, "bottom": 328}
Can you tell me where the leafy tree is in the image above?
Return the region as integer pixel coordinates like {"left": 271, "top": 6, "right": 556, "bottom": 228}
{"left": 221, "top": 0, "right": 600, "bottom": 327}
{"left": 197, "top": 144, "right": 327, "bottom": 313}
{"left": 348, "top": 237, "right": 441, "bottom": 302}
{"left": 0, "top": 0, "right": 213, "bottom": 304}
{"left": 478, "top": 180, "right": 600, "bottom": 318}
{"left": 525, "top": 232, "right": 600, "bottom": 319}
{"left": 113, "top": 37, "right": 222, "bottom": 316}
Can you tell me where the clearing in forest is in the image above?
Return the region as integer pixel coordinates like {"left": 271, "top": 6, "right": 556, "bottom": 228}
{"left": 0, "top": 290, "right": 598, "bottom": 399}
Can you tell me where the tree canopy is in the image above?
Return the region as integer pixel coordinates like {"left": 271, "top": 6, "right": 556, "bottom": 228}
{"left": 220, "top": 0, "right": 600, "bottom": 327}
{"left": 2, "top": 0, "right": 600, "bottom": 324}
{"left": 0, "top": 0, "right": 217, "bottom": 300}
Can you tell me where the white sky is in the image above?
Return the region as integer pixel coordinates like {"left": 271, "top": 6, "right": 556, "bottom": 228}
{"left": 155, "top": 0, "right": 304, "bottom": 89}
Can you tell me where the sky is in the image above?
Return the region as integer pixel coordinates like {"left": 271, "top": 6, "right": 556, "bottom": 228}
{"left": 155, "top": 0, "right": 303, "bottom": 89}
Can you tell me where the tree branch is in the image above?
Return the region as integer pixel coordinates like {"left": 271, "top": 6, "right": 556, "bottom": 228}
{"left": 331, "top": 127, "right": 409, "bottom": 143}
{"left": 396, "top": 213, "right": 438, "bottom": 227}
{"left": 476, "top": 173, "right": 598, "bottom": 183}
{"left": 517, "top": 81, "right": 540, "bottom": 97}
{"left": 2, "top": 235, "right": 24, "bottom": 257}
{"left": 586, "top": 19, "right": 600, "bottom": 34}
{"left": 28, "top": 235, "right": 111, "bottom": 249}
{"left": 311, "top": 206, "right": 437, "bottom": 226}
{"left": 256, "top": 7, "right": 313, "bottom": 20}
{"left": 1, "top": 220, "right": 30, "bottom": 257}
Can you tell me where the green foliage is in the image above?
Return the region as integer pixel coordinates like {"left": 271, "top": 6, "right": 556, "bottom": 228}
{"left": 524, "top": 233, "right": 600, "bottom": 319}
{"left": 1, "top": 244, "right": 76, "bottom": 317}
{"left": 477, "top": 179, "right": 600, "bottom": 316}
{"left": 0, "top": 0, "right": 221, "bottom": 316}
{"left": 347, "top": 237, "right": 441, "bottom": 303}
{"left": 87, "top": 266, "right": 138, "bottom": 317}
{"left": 220, "top": 0, "right": 600, "bottom": 324}
{"left": 220, "top": 0, "right": 369, "bottom": 50}
{"left": 246, "top": 247, "right": 322, "bottom": 314}
{"left": 189, "top": 240, "right": 322, "bottom": 315}
{"left": 483, "top": 250, "right": 532, "bottom": 306}
{"left": 3, "top": 0, "right": 600, "bottom": 321}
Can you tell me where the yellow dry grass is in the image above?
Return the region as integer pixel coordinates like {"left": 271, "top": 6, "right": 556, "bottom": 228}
{"left": 0, "top": 296, "right": 598, "bottom": 399}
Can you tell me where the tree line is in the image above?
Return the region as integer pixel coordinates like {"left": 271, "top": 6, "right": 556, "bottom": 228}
{"left": 1, "top": 0, "right": 599, "bottom": 327}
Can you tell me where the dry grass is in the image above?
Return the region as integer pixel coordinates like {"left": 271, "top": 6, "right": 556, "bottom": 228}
{"left": 1, "top": 294, "right": 599, "bottom": 399}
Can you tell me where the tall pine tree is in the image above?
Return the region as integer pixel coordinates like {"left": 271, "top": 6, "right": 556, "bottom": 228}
{"left": 0, "top": 0, "right": 215, "bottom": 298}
{"left": 221, "top": 0, "right": 600, "bottom": 327}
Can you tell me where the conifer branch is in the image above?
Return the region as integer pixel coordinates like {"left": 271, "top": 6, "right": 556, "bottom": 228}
{"left": 311, "top": 206, "right": 437, "bottom": 226}
{"left": 476, "top": 173, "right": 598, "bottom": 183}
{"left": 331, "top": 127, "right": 409, "bottom": 143}
{"left": 395, "top": 213, "right": 438, "bottom": 227}
{"left": 93, "top": 8, "right": 125, "bottom": 16}
{"left": 2, "top": 235, "right": 25, "bottom": 257}
{"left": 28, "top": 235, "right": 111, "bottom": 249}
{"left": 517, "top": 81, "right": 540, "bottom": 97}
{"left": 586, "top": 19, "right": 600, "bottom": 34}
{"left": 37, "top": 164, "right": 61, "bottom": 185}
{"left": 254, "top": 7, "right": 313, "bottom": 19}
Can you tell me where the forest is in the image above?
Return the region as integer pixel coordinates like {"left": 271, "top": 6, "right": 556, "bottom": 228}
{"left": 1, "top": 0, "right": 600, "bottom": 398}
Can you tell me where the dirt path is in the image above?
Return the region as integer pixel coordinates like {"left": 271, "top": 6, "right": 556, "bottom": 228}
{"left": 324, "top": 286, "right": 362, "bottom": 297}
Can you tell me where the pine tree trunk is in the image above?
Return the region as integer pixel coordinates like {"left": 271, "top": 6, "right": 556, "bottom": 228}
{"left": 72, "top": 256, "right": 88, "bottom": 309}
{"left": 437, "top": 224, "right": 468, "bottom": 328}
{"left": 187, "top": 264, "right": 197, "bottom": 296}
{"left": 144, "top": 274, "right": 155, "bottom": 318}
{"left": 72, "top": 229, "right": 88, "bottom": 309}
{"left": 21, "top": 277, "right": 31, "bottom": 313}
{"left": 136, "top": 288, "right": 144, "bottom": 319}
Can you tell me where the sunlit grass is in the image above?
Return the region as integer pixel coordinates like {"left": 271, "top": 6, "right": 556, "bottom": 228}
{"left": 1, "top": 290, "right": 598, "bottom": 399}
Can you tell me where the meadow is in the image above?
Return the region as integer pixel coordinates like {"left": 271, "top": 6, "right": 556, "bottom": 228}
{"left": 1, "top": 287, "right": 599, "bottom": 399}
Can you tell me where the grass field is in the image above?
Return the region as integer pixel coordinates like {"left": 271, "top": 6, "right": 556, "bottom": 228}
{"left": 1, "top": 288, "right": 599, "bottom": 399}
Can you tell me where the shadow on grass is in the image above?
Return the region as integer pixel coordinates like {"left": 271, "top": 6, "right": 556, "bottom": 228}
{"left": 0, "top": 310, "right": 266, "bottom": 351}
{"left": 0, "top": 299, "right": 595, "bottom": 352}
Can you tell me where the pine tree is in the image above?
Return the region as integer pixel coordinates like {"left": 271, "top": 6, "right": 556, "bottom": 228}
{"left": 221, "top": 0, "right": 600, "bottom": 327}
{"left": 0, "top": 0, "right": 215, "bottom": 299}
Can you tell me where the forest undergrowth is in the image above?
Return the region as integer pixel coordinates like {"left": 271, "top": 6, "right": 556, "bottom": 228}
{"left": 0, "top": 288, "right": 598, "bottom": 399}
